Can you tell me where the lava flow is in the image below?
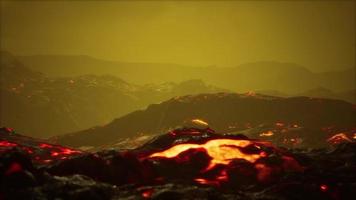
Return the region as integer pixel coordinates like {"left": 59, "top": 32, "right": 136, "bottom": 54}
{"left": 150, "top": 139, "right": 266, "bottom": 170}
{"left": 0, "top": 127, "right": 83, "bottom": 164}
{"left": 146, "top": 134, "right": 303, "bottom": 186}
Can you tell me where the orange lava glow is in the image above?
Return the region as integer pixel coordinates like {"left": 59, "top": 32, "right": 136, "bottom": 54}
{"left": 191, "top": 119, "right": 209, "bottom": 126}
{"left": 327, "top": 133, "right": 352, "bottom": 145}
{"left": 275, "top": 122, "right": 284, "bottom": 127}
{"left": 149, "top": 139, "right": 265, "bottom": 171}
{"left": 147, "top": 137, "right": 303, "bottom": 185}
{"left": 246, "top": 91, "right": 256, "bottom": 96}
{"left": 259, "top": 130, "right": 274, "bottom": 137}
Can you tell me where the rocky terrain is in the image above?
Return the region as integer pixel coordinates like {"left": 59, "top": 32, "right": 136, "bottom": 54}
{"left": 1, "top": 127, "right": 355, "bottom": 200}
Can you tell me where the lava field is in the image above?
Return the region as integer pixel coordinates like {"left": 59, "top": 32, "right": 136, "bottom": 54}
{"left": 1, "top": 127, "right": 356, "bottom": 200}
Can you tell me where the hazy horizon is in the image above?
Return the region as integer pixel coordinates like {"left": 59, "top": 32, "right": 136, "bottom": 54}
{"left": 2, "top": 50, "right": 355, "bottom": 75}
{"left": 1, "top": 1, "right": 355, "bottom": 72}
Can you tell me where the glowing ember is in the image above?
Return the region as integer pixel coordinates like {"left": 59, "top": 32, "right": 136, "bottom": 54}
{"left": 283, "top": 138, "right": 303, "bottom": 146}
{"left": 327, "top": 133, "right": 352, "bottom": 145}
{"left": 259, "top": 130, "right": 274, "bottom": 137}
{"left": 216, "top": 169, "right": 228, "bottom": 181}
{"left": 39, "top": 143, "right": 53, "bottom": 148}
{"left": 194, "top": 178, "right": 220, "bottom": 186}
{"left": 0, "top": 140, "right": 18, "bottom": 147}
{"left": 51, "top": 152, "right": 59, "bottom": 156}
{"left": 255, "top": 163, "right": 273, "bottom": 182}
{"left": 353, "top": 133, "right": 356, "bottom": 140}
{"left": 246, "top": 91, "right": 256, "bottom": 96}
{"left": 275, "top": 122, "right": 284, "bottom": 127}
{"left": 59, "top": 147, "right": 81, "bottom": 155}
{"left": 22, "top": 147, "right": 33, "bottom": 154}
{"left": 141, "top": 189, "right": 153, "bottom": 198}
{"left": 5, "top": 162, "right": 22, "bottom": 175}
{"left": 191, "top": 119, "right": 209, "bottom": 127}
{"left": 320, "top": 184, "right": 328, "bottom": 192}
{"left": 194, "top": 178, "right": 210, "bottom": 184}
{"left": 5, "top": 127, "right": 14, "bottom": 133}
{"left": 169, "top": 131, "right": 177, "bottom": 136}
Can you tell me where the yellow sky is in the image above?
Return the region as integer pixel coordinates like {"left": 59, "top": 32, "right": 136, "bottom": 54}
{"left": 1, "top": 1, "right": 355, "bottom": 71}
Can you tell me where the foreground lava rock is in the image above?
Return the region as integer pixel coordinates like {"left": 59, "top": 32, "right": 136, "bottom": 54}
{"left": 1, "top": 127, "right": 356, "bottom": 199}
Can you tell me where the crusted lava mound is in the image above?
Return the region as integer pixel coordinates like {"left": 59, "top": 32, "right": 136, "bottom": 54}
{"left": 1, "top": 127, "right": 356, "bottom": 199}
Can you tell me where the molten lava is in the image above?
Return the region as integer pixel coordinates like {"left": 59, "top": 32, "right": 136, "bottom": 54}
{"left": 150, "top": 139, "right": 265, "bottom": 170}
{"left": 0, "top": 130, "right": 82, "bottom": 164}
{"left": 148, "top": 137, "right": 303, "bottom": 185}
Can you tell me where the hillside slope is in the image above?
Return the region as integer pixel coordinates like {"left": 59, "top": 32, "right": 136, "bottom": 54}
{"left": 55, "top": 93, "right": 356, "bottom": 148}
{"left": 1, "top": 52, "right": 225, "bottom": 137}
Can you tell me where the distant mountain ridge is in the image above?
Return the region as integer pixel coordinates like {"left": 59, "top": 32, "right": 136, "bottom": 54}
{"left": 1, "top": 51, "right": 355, "bottom": 139}
{"left": 1, "top": 51, "right": 226, "bottom": 138}
{"left": 54, "top": 93, "right": 356, "bottom": 148}
{"left": 18, "top": 54, "right": 355, "bottom": 93}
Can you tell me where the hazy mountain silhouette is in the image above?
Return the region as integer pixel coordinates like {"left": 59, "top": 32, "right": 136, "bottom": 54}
{"left": 18, "top": 54, "right": 355, "bottom": 94}
{"left": 337, "top": 89, "right": 356, "bottom": 103}
{"left": 1, "top": 51, "right": 81, "bottom": 137}
{"left": 2, "top": 51, "right": 354, "bottom": 139}
{"left": 1, "top": 52, "right": 225, "bottom": 138}
{"left": 54, "top": 93, "right": 356, "bottom": 148}
{"left": 290, "top": 87, "right": 356, "bottom": 103}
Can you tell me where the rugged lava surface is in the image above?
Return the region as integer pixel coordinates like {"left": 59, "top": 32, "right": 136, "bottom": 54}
{"left": 1, "top": 127, "right": 356, "bottom": 199}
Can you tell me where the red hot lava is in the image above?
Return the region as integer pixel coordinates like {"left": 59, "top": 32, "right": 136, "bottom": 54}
{"left": 146, "top": 137, "right": 303, "bottom": 186}
{"left": 36, "top": 143, "right": 82, "bottom": 163}
{"left": 320, "top": 184, "right": 329, "bottom": 192}
{"left": 0, "top": 128, "right": 83, "bottom": 164}
{"left": 0, "top": 140, "right": 18, "bottom": 147}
